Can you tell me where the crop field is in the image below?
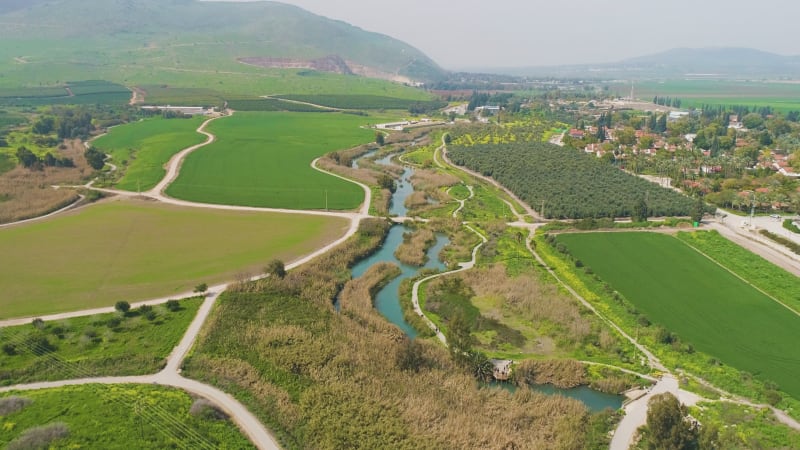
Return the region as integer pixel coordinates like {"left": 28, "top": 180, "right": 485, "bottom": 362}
{"left": 167, "top": 112, "right": 386, "bottom": 210}
{"left": 0, "top": 199, "right": 348, "bottom": 318}
{"left": 91, "top": 116, "right": 206, "bottom": 192}
{"left": 277, "top": 94, "right": 447, "bottom": 111}
{"left": 0, "top": 297, "right": 202, "bottom": 384}
{"left": 0, "top": 385, "right": 253, "bottom": 449}
{"left": 622, "top": 80, "right": 800, "bottom": 113}
{"left": 226, "top": 98, "right": 333, "bottom": 112}
{"left": 556, "top": 232, "right": 800, "bottom": 398}
{"left": 0, "top": 81, "right": 130, "bottom": 106}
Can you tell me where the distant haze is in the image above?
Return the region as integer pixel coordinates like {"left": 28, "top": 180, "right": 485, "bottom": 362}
{"left": 204, "top": 0, "right": 800, "bottom": 70}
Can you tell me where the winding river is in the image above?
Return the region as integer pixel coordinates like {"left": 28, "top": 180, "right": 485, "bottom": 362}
{"left": 350, "top": 152, "right": 623, "bottom": 412}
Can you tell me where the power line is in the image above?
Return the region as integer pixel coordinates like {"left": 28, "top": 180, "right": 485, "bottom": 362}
{"left": 0, "top": 325, "right": 219, "bottom": 449}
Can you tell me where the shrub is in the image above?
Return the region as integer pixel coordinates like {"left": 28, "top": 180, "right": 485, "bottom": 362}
{"left": 7, "top": 422, "right": 69, "bottom": 450}
{"left": 144, "top": 311, "right": 157, "bottom": 321}
{"left": 0, "top": 396, "right": 32, "bottom": 416}
{"left": 31, "top": 318, "right": 45, "bottom": 329}
{"left": 2, "top": 343, "right": 17, "bottom": 356}
{"left": 106, "top": 317, "right": 122, "bottom": 328}
{"left": 114, "top": 301, "right": 130, "bottom": 314}
{"left": 264, "top": 260, "right": 286, "bottom": 279}
{"left": 194, "top": 283, "right": 208, "bottom": 293}
{"left": 138, "top": 304, "right": 153, "bottom": 314}
{"left": 189, "top": 398, "right": 229, "bottom": 421}
{"left": 165, "top": 299, "right": 181, "bottom": 312}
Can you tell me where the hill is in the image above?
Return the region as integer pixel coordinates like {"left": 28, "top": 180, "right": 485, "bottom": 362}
{"left": 494, "top": 47, "right": 800, "bottom": 79}
{"left": 0, "top": 0, "right": 444, "bottom": 88}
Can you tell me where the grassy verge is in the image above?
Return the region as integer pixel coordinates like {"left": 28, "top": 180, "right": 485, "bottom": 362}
{"left": 0, "top": 298, "right": 201, "bottom": 385}
{"left": 689, "top": 401, "right": 800, "bottom": 449}
{"left": 0, "top": 385, "right": 253, "bottom": 449}
{"left": 0, "top": 198, "right": 347, "bottom": 318}
{"left": 759, "top": 229, "right": 800, "bottom": 255}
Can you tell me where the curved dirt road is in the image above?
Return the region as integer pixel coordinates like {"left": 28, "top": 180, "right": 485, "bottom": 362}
{"left": 0, "top": 112, "right": 381, "bottom": 449}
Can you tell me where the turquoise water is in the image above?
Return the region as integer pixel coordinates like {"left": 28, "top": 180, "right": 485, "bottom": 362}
{"left": 350, "top": 225, "right": 449, "bottom": 337}
{"left": 376, "top": 154, "right": 413, "bottom": 217}
{"left": 486, "top": 381, "right": 623, "bottom": 412}
{"left": 349, "top": 152, "right": 624, "bottom": 410}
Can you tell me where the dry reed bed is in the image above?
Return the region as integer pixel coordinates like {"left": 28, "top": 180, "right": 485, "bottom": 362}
{"left": 185, "top": 219, "right": 603, "bottom": 449}
{"left": 394, "top": 227, "right": 436, "bottom": 266}
{"left": 0, "top": 140, "right": 91, "bottom": 223}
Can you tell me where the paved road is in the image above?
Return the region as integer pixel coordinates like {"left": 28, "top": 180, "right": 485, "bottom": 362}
{"left": 609, "top": 375, "right": 702, "bottom": 450}
{"left": 710, "top": 217, "right": 800, "bottom": 277}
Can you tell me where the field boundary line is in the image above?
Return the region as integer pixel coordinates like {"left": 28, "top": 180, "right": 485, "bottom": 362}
{"left": 676, "top": 236, "right": 800, "bottom": 318}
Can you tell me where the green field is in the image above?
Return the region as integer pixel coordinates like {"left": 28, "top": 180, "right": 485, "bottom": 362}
{"left": 0, "top": 385, "right": 253, "bottom": 449}
{"left": 624, "top": 80, "right": 800, "bottom": 113}
{"left": 0, "top": 81, "right": 130, "bottom": 106}
{"left": 277, "top": 94, "right": 447, "bottom": 111}
{"left": 0, "top": 199, "right": 347, "bottom": 318}
{"left": 92, "top": 116, "right": 206, "bottom": 192}
{"left": 167, "top": 112, "right": 385, "bottom": 210}
{"left": 556, "top": 232, "right": 800, "bottom": 398}
{"left": 1, "top": 297, "right": 201, "bottom": 385}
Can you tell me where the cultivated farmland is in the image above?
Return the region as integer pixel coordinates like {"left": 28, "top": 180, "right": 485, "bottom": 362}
{"left": 0, "top": 198, "right": 348, "bottom": 318}
{"left": 556, "top": 232, "right": 800, "bottom": 398}
{"left": 448, "top": 141, "right": 696, "bottom": 219}
{"left": 167, "top": 112, "right": 382, "bottom": 210}
{"left": 92, "top": 116, "right": 206, "bottom": 192}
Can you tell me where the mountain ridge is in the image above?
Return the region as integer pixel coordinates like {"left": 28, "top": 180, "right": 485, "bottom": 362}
{"left": 474, "top": 47, "right": 800, "bottom": 79}
{"left": 0, "top": 0, "right": 445, "bottom": 84}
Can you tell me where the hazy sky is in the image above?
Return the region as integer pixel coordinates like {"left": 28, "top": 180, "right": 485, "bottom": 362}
{"left": 208, "top": 0, "right": 800, "bottom": 69}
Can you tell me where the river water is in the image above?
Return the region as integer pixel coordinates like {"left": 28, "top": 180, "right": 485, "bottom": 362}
{"left": 348, "top": 152, "right": 623, "bottom": 412}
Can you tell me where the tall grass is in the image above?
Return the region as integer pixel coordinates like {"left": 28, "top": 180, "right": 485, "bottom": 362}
{"left": 185, "top": 219, "right": 606, "bottom": 449}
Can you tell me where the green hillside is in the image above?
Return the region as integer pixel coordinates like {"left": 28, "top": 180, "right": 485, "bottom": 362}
{"left": 0, "top": 0, "right": 443, "bottom": 97}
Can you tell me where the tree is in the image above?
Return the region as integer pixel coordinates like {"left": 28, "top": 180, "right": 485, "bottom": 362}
{"left": 194, "top": 283, "right": 208, "bottom": 293}
{"left": 84, "top": 147, "right": 105, "bottom": 170}
{"left": 443, "top": 133, "right": 452, "bottom": 145}
{"left": 114, "top": 301, "right": 130, "bottom": 315}
{"left": 742, "top": 112, "right": 764, "bottom": 130}
{"left": 165, "top": 299, "right": 181, "bottom": 312}
{"left": 632, "top": 196, "right": 650, "bottom": 222}
{"left": 375, "top": 132, "right": 385, "bottom": 146}
{"left": 691, "top": 197, "right": 706, "bottom": 223}
{"left": 645, "top": 392, "right": 698, "bottom": 450}
{"left": 32, "top": 116, "right": 55, "bottom": 135}
{"left": 377, "top": 174, "right": 396, "bottom": 193}
{"left": 446, "top": 310, "right": 473, "bottom": 362}
{"left": 264, "top": 259, "right": 286, "bottom": 279}
{"left": 16, "top": 146, "right": 39, "bottom": 168}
